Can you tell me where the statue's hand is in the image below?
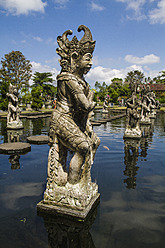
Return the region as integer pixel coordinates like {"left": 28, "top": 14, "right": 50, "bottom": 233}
{"left": 88, "top": 90, "right": 94, "bottom": 101}
{"left": 90, "top": 101, "right": 96, "bottom": 111}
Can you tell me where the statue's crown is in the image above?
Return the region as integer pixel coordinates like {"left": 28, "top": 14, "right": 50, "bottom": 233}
{"left": 9, "top": 83, "right": 17, "bottom": 93}
{"left": 56, "top": 25, "right": 95, "bottom": 72}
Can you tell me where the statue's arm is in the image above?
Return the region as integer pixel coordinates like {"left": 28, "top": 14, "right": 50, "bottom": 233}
{"left": 67, "top": 80, "right": 95, "bottom": 112}
{"left": 7, "top": 93, "right": 18, "bottom": 102}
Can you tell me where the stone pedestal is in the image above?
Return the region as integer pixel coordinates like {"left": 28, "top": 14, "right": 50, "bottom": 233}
{"left": 7, "top": 120, "right": 24, "bottom": 130}
{"left": 140, "top": 116, "right": 151, "bottom": 125}
{"left": 124, "top": 128, "right": 141, "bottom": 139}
{"left": 27, "top": 135, "right": 49, "bottom": 144}
{"left": 37, "top": 193, "right": 100, "bottom": 219}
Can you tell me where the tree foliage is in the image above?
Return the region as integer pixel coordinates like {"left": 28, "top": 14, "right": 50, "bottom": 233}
{"left": 0, "top": 51, "right": 32, "bottom": 110}
{"left": 0, "top": 80, "right": 10, "bottom": 110}
{"left": 31, "top": 86, "right": 43, "bottom": 110}
{"left": 32, "top": 72, "right": 57, "bottom": 101}
{"left": 0, "top": 51, "right": 32, "bottom": 90}
{"left": 20, "top": 87, "right": 32, "bottom": 105}
{"left": 124, "top": 70, "right": 144, "bottom": 84}
{"left": 32, "top": 72, "right": 53, "bottom": 86}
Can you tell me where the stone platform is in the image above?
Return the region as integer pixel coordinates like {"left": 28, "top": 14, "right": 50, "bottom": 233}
{"left": 0, "top": 142, "right": 31, "bottom": 154}
{"left": 27, "top": 135, "right": 49, "bottom": 144}
{"left": 37, "top": 193, "right": 100, "bottom": 220}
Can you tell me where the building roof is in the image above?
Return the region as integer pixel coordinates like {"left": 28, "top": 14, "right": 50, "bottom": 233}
{"left": 140, "top": 84, "right": 165, "bottom": 91}
{"left": 149, "top": 84, "right": 165, "bottom": 91}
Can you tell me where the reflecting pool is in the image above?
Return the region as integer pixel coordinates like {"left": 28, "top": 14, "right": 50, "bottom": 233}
{"left": 0, "top": 113, "right": 165, "bottom": 248}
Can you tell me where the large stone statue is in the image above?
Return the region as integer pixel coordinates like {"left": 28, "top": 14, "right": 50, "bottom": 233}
{"left": 37, "top": 25, "right": 100, "bottom": 218}
{"left": 124, "top": 80, "right": 141, "bottom": 138}
{"left": 6, "top": 83, "right": 23, "bottom": 129}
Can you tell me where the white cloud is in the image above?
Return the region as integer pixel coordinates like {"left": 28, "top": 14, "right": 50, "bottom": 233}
{"left": 33, "top": 36, "right": 43, "bottom": 42}
{"left": 149, "top": 0, "right": 165, "bottom": 24}
{"left": 53, "top": 0, "right": 69, "bottom": 9}
{"left": 116, "top": 0, "right": 146, "bottom": 20}
{"left": 0, "top": 0, "right": 47, "bottom": 15}
{"left": 91, "top": 2, "right": 104, "bottom": 11}
{"left": 21, "top": 40, "right": 26, "bottom": 43}
{"left": 31, "top": 61, "right": 59, "bottom": 85}
{"left": 125, "top": 54, "right": 160, "bottom": 64}
{"left": 0, "top": 182, "right": 43, "bottom": 210}
{"left": 86, "top": 64, "right": 144, "bottom": 85}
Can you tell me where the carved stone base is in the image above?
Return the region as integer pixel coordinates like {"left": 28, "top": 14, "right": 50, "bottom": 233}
{"left": 7, "top": 120, "right": 24, "bottom": 129}
{"left": 140, "top": 117, "right": 151, "bottom": 125}
{"left": 37, "top": 193, "right": 100, "bottom": 219}
{"left": 124, "top": 128, "right": 141, "bottom": 139}
{"left": 149, "top": 114, "right": 156, "bottom": 119}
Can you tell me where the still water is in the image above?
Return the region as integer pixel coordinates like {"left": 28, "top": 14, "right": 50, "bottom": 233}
{"left": 0, "top": 113, "right": 165, "bottom": 248}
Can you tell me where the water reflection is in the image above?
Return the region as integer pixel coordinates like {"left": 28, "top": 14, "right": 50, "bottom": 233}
{"left": 140, "top": 121, "right": 154, "bottom": 158}
{"left": 0, "top": 122, "right": 31, "bottom": 170}
{"left": 7, "top": 129, "right": 23, "bottom": 143}
{"left": 9, "top": 154, "right": 20, "bottom": 170}
{"left": 123, "top": 138, "right": 140, "bottom": 189}
{"left": 0, "top": 117, "right": 51, "bottom": 144}
{"left": 1, "top": 113, "right": 165, "bottom": 247}
{"left": 123, "top": 120, "right": 155, "bottom": 189}
{"left": 38, "top": 206, "right": 98, "bottom": 248}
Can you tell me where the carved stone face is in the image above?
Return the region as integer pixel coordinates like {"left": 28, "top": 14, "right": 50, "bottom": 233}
{"left": 79, "top": 53, "right": 93, "bottom": 75}
{"left": 13, "top": 88, "right": 17, "bottom": 95}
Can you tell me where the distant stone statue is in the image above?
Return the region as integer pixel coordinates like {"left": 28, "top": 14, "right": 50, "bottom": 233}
{"left": 38, "top": 25, "right": 100, "bottom": 217}
{"left": 140, "top": 85, "right": 151, "bottom": 124}
{"left": 102, "top": 96, "right": 108, "bottom": 113}
{"left": 124, "top": 80, "right": 141, "bottom": 138}
{"left": 6, "top": 84, "right": 23, "bottom": 129}
{"left": 148, "top": 91, "right": 157, "bottom": 118}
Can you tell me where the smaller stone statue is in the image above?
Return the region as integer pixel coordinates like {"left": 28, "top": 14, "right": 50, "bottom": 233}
{"left": 102, "top": 96, "right": 108, "bottom": 113}
{"left": 6, "top": 84, "right": 23, "bottom": 129}
{"left": 124, "top": 80, "right": 141, "bottom": 138}
{"left": 148, "top": 91, "right": 157, "bottom": 119}
{"left": 140, "top": 85, "right": 151, "bottom": 124}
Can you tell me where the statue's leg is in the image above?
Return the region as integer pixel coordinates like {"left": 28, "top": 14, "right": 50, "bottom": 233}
{"left": 68, "top": 141, "right": 89, "bottom": 184}
{"left": 68, "top": 152, "right": 85, "bottom": 184}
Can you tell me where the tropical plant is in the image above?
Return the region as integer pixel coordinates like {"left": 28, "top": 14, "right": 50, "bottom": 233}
{"left": 31, "top": 86, "right": 43, "bottom": 110}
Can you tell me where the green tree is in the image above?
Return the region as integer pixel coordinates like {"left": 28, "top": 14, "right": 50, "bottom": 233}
{"left": 94, "top": 81, "right": 108, "bottom": 102}
{"left": 109, "top": 88, "right": 119, "bottom": 104}
{"left": 94, "top": 81, "right": 101, "bottom": 91}
{"left": 20, "top": 87, "right": 32, "bottom": 105}
{"left": 0, "top": 80, "right": 9, "bottom": 110}
{"left": 0, "top": 51, "right": 32, "bottom": 90}
{"left": 124, "top": 70, "right": 145, "bottom": 84}
{"left": 32, "top": 72, "right": 53, "bottom": 86}
{"left": 0, "top": 51, "right": 32, "bottom": 110}
{"left": 111, "top": 78, "right": 123, "bottom": 90}
{"left": 159, "top": 71, "right": 165, "bottom": 84}
{"left": 31, "top": 86, "right": 43, "bottom": 110}
{"left": 32, "top": 72, "right": 57, "bottom": 101}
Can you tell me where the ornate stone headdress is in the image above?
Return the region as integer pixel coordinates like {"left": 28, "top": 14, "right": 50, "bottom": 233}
{"left": 8, "top": 83, "right": 17, "bottom": 94}
{"left": 56, "top": 25, "right": 96, "bottom": 72}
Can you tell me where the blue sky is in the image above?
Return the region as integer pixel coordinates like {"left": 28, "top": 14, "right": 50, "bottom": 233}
{"left": 0, "top": 0, "right": 165, "bottom": 87}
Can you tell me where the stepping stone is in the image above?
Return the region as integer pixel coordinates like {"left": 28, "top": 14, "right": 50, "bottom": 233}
{"left": 0, "top": 142, "right": 31, "bottom": 154}
{"left": 27, "top": 135, "right": 49, "bottom": 144}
